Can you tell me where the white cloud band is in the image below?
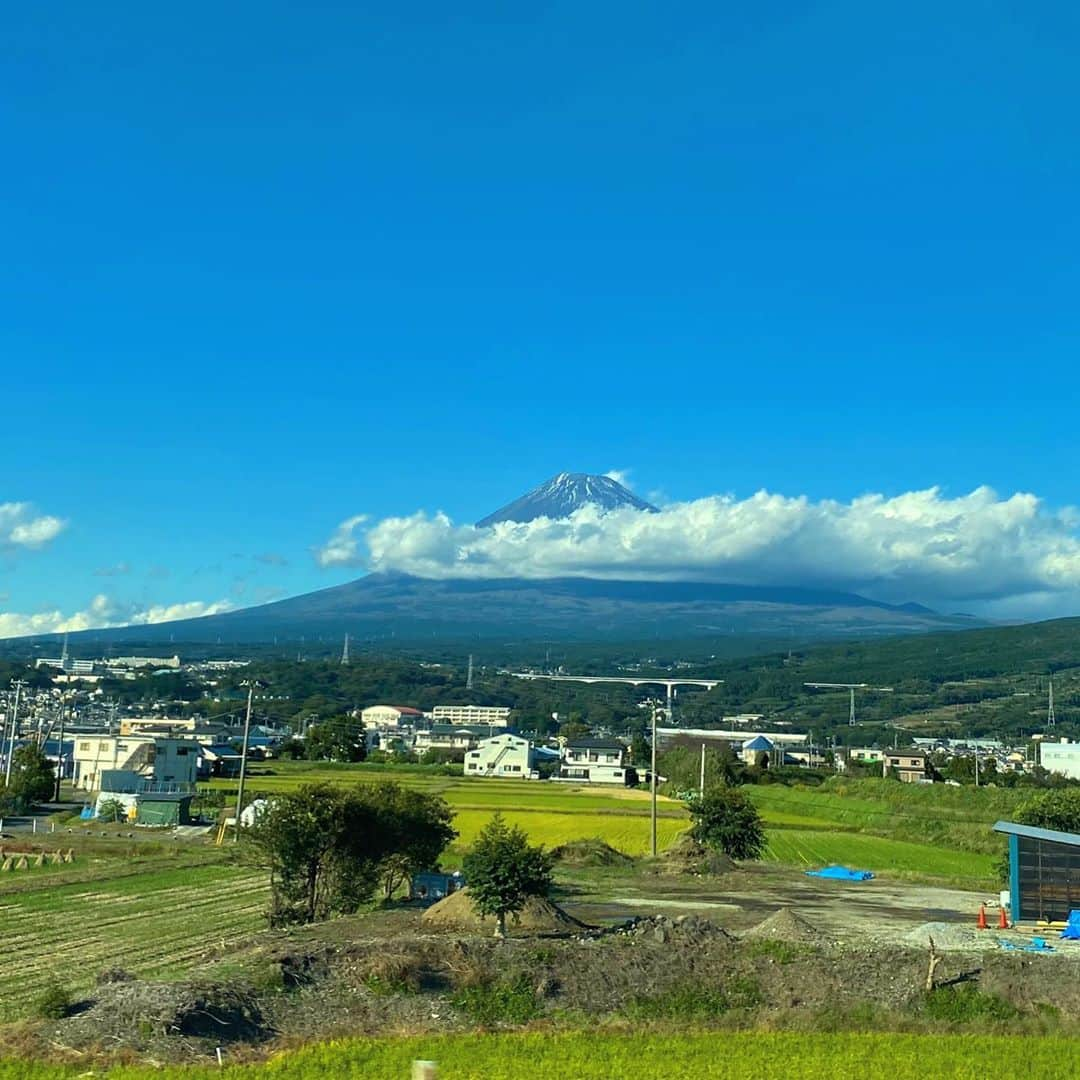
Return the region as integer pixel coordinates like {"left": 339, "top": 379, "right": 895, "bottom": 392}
{"left": 315, "top": 486, "right": 1080, "bottom": 612}
{"left": 0, "top": 595, "right": 234, "bottom": 640}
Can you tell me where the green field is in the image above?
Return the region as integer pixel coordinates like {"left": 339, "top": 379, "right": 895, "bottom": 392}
{"left": 762, "top": 829, "right": 996, "bottom": 883}
{"left": 0, "top": 858, "right": 267, "bottom": 1020}
{"left": 207, "top": 764, "right": 1006, "bottom": 884}
{"left": 0, "top": 1032, "right": 1076, "bottom": 1078}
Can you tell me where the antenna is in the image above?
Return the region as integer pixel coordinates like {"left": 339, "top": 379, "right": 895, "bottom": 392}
{"left": 341, "top": 634, "right": 350, "bottom": 666}
{"left": 466, "top": 654, "right": 474, "bottom": 690}
{"left": 1048, "top": 677, "right": 1056, "bottom": 729}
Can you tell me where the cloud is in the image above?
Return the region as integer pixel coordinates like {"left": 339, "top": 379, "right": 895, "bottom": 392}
{"left": 0, "top": 503, "right": 66, "bottom": 550}
{"left": 603, "top": 469, "right": 632, "bottom": 488}
{"left": 0, "top": 594, "right": 235, "bottom": 640}
{"left": 315, "top": 485, "right": 1080, "bottom": 613}
{"left": 314, "top": 514, "right": 368, "bottom": 568}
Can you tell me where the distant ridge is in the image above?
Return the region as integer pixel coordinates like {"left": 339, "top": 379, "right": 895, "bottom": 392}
{"left": 22, "top": 571, "right": 982, "bottom": 646}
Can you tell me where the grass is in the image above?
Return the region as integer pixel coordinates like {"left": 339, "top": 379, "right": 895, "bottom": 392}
{"left": 762, "top": 828, "right": 996, "bottom": 885}
{"left": 0, "top": 1032, "right": 1077, "bottom": 1077}
{"left": 450, "top": 809, "right": 687, "bottom": 858}
{"left": 0, "top": 857, "right": 266, "bottom": 1020}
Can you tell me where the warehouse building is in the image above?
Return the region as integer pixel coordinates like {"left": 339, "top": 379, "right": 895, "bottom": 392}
{"left": 994, "top": 821, "right": 1080, "bottom": 923}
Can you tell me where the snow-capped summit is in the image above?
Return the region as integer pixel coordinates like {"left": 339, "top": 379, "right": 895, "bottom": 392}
{"left": 476, "top": 472, "right": 658, "bottom": 527}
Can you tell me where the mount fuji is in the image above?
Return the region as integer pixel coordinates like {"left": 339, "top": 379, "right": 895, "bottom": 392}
{"left": 476, "top": 472, "right": 657, "bottom": 526}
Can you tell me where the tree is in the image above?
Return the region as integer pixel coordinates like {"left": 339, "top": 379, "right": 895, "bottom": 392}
{"left": 366, "top": 783, "right": 456, "bottom": 899}
{"left": 246, "top": 783, "right": 385, "bottom": 925}
{"left": 245, "top": 781, "right": 455, "bottom": 926}
{"left": 1017, "top": 788, "right": 1080, "bottom": 833}
{"left": 686, "top": 786, "right": 766, "bottom": 861}
{"left": 304, "top": 717, "right": 366, "bottom": 762}
{"left": 4, "top": 743, "right": 56, "bottom": 811}
{"left": 462, "top": 813, "right": 553, "bottom": 938}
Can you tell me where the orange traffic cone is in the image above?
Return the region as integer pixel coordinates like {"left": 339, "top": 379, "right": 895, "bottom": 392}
{"left": 999, "top": 906, "right": 1009, "bottom": 930}
{"left": 977, "top": 903, "right": 988, "bottom": 930}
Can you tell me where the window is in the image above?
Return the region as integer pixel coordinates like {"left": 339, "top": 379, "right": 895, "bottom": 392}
{"left": 79, "top": 742, "right": 90, "bottom": 751}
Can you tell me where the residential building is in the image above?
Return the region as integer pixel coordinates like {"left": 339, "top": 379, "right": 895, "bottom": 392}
{"left": 414, "top": 724, "right": 495, "bottom": 752}
{"left": 73, "top": 735, "right": 199, "bottom": 792}
{"left": 464, "top": 733, "right": 539, "bottom": 779}
{"left": 431, "top": 705, "right": 512, "bottom": 727}
{"left": 1039, "top": 741, "right": 1080, "bottom": 781}
{"left": 885, "top": 750, "right": 928, "bottom": 783}
{"left": 360, "top": 705, "right": 425, "bottom": 730}
{"left": 559, "top": 738, "right": 630, "bottom": 784}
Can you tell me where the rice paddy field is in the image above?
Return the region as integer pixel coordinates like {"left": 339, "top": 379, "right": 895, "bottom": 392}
{"left": 0, "top": 858, "right": 268, "bottom": 1020}
{"left": 0, "top": 1032, "right": 1076, "bottom": 1078}
{"left": 209, "top": 763, "right": 1001, "bottom": 885}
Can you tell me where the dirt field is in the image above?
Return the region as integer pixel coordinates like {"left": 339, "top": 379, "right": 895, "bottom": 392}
{"left": 561, "top": 862, "right": 999, "bottom": 944}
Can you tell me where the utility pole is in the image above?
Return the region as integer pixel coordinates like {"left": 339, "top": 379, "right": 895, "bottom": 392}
{"left": 234, "top": 681, "right": 256, "bottom": 841}
{"left": 466, "top": 654, "right": 474, "bottom": 691}
{"left": 54, "top": 694, "right": 68, "bottom": 802}
{"left": 650, "top": 702, "right": 661, "bottom": 857}
{"left": 5, "top": 681, "right": 25, "bottom": 786}
{"left": 699, "top": 743, "right": 706, "bottom": 797}
{"left": 1048, "top": 678, "right": 1056, "bottom": 729}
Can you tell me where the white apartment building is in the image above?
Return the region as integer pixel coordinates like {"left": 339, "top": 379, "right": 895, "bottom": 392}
{"left": 360, "top": 705, "right": 425, "bottom": 730}
{"left": 464, "top": 733, "right": 539, "bottom": 779}
{"left": 431, "top": 705, "right": 512, "bottom": 726}
{"left": 73, "top": 735, "right": 199, "bottom": 792}
{"left": 1040, "top": 741, "right": 1080, "bottom": 780}
{"left": 559, "top": 738, "right": 629, "bottom": 784}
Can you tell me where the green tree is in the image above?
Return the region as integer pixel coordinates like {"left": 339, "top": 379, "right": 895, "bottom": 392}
{"left": 367, "top": 783, "right": 456, "bottom": 899}
{"left": 462, "top": 813, "right": 553, "bottom": 938}
{"left": 246, "top": 783, "right": 387, "bottom": 926}
{"left": 305, "top": 717, "right": 366, "bottom": 762}
{"left": 4, "top": 743, "right": 56, "bottom": 811}
{"left": 96, "top": 798, "right": 127, "bottom": 823}
{"left": 686, "top": 786, "right": 766, "bottom": 861}
{"left": 1016, "top": 788, "right": 1080, "bottom": 833}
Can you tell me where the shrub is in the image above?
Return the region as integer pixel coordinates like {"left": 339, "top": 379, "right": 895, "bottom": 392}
{"left": 921, "top": 986, "right": 1018, "bottom": 1023}
{"left": 451, "top": 976, "right": 540, "bottom": 1025}
{"left": 685, "top": 787, "right": 766, "bottom": 861}
{"left": 626, "top": 985, "right": 731, "bottom": 1020}
{"left": 34, "top": 982, "right": 72, "bottom": 1020}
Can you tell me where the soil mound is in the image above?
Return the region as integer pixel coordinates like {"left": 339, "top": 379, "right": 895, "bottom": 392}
{"left": 550, "top": 839, "right": 633, "bottom": 868}
{"left": 649, "top": 835, "right": 736, "bottom": 877}
{"left": 613, "top": 914, "right": 734, "bottom": 946}
{"left": 420, "top": 887, "right": 587, "bottom": 934}
{"left": 64, "top": 979, "right": 270, "bottom": 1044}
{"left": 745, "top": 907, "right": 830, "bottom": 946}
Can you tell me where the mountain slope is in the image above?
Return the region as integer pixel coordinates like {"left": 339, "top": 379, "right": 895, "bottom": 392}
{"left": 40, "top": 572, "right": 982, "bottom": 646}
{"left": 477, "top": 472, "right": 658, "bottom": 526}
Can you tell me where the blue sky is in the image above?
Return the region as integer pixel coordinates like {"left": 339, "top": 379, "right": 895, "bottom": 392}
{"left": 4, "top": 2, "right": 1080, "bottom": 633}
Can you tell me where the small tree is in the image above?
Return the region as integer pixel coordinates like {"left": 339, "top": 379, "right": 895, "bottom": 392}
{"left": 462, "top": 813, "right": 553, "bottom": 938}
{"left": 5, "top": 744, "right": 57, "bottom": 811}
{"left": 686, "top": 786, "right": 766, "bottom": 861}
{"left": 97, "top": 798, "right": 127, "bottom": 824}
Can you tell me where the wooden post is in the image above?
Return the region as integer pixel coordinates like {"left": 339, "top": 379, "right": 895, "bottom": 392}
{"left": 925, "top": 936, "right": 942, "bottom": 992}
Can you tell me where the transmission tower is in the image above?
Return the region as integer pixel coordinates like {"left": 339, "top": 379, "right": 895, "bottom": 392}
{"left": 466, "top": 654, "right": 474, "bottom": 690}
{"left": 341, "top": 633, "right": 351, "bottom": 666}
{"left": 1048, "top": 677, "right": 1056, "bottom": 729}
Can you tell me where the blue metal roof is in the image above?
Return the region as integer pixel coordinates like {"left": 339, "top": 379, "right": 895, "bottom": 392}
{"left": 743, "top": 735, "right": 774, "bottom": 750}
{"left": 993, "top": 820, "right": 1080, "bottom": 847}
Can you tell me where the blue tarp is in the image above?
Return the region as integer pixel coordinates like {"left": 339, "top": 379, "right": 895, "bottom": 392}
{"left": 1060, "top": 910, "right": 1080, "bottom": 940}
{"left": 805, "top": 865, "right": 875, "bottom": 881}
